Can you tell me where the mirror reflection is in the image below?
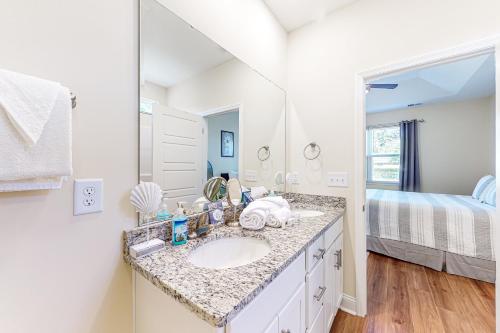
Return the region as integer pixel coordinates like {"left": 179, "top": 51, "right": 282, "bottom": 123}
{"left": 203, "top": 177, "right": 227, "bottom": 203}
{"left": 139, "top": 0, "right": 286, "bottom": 221}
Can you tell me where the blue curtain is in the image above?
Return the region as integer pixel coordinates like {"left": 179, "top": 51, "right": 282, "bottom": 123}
{"left": 399, "top": 120, "right": 421, "bottom": 192}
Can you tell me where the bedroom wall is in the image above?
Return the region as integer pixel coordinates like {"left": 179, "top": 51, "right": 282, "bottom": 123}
{"left": 287, "top": 0, "right": 500, "bottom": 300}
{"left": 366, "top": 96, "right": 496, "bottom": 195}
{"left": 206, "top": 111, "right": 240, "bottom": 178}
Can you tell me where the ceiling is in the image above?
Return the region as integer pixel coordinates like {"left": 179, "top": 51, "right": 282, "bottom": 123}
{"left": 263, "top": 0, "right": 357, "bottom": 32}
{"left": 141, "top": 0, "right": 234, "bottom": 87}
{"left": 366, "top": 53, "right": 496, "bottom": 113}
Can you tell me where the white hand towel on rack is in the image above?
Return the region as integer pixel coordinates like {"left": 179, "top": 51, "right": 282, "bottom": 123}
{"left": 0, "top": 69, "right": 62, "bottom": 145}
{"left": 0, "top": 69, "right": 72, "bottom": 191}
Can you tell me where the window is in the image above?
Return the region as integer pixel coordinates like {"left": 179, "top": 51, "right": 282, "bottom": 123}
{"left": 140, "top": 97, "right": 157, "bottom": 115}
{"left": 366, "top": 126, "right": 400, "bottom": 183}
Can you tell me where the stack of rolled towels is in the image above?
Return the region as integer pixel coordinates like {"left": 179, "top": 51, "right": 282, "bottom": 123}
{"left": 239, "top": 196, "right": 291, "bottom": 231}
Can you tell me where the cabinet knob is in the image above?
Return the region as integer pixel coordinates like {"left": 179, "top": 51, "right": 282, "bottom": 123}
{"left": 281, "top": 329, "right": 291, "bottom": 333}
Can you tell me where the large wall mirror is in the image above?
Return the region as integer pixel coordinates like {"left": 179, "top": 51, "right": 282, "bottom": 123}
{"left": 139, "top": 0, "right": 286, "bottom": 223}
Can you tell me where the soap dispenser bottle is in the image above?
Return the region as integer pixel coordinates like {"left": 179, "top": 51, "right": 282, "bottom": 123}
{"left": 171, "top": 202, "right": 188, "bottom": 246}
{"left": 156, "top": 195, "right": 172, "bottom": 221}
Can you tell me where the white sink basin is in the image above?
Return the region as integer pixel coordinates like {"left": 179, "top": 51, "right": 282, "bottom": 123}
{"left": 188, "top": 237, "right": 271, "bottom": 269}
{"left": 292, "top": 209, "right": 325, "bottom": 218}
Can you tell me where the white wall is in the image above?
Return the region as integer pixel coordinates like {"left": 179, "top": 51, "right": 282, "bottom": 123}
{"left": 0, "top": 1, "right": 286, "bottom": 331}
{"left": 287, "top": 0, "right": 500, "bottom": 298}
{"left": 140, "top": 81, "right": 168, "bottom": 105}
{"left": 156, "top": 0, "right": 288, "bottom": 88}
{"left": 165, "top": 59, "right": 286, "bottom": 190}
{"left": 366, "top": 96, "right": 495, "bottom": 195}
{"left": 206, "top": 112, "right": 239, "bottom": 178}
{"left": 0, "top": 1, "right": 137, "bottom": 332}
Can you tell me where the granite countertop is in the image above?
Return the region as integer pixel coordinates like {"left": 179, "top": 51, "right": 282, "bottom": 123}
{"left": 124, "top": 194, "right": 345, "bottom": 327}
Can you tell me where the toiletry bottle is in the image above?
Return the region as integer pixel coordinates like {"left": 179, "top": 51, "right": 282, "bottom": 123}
{"left": 156, "top": 195, "right": 172, "bottom": 221}
{"left": 172, "top": 202, "right": 188, "bottom": 246}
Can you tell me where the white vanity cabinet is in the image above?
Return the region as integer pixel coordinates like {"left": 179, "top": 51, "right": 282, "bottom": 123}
{"left": 305, "top": 217, "right": 343, "bottom": 333}
{"left": 134, "top": 218, "right": 343, "bottom": 333}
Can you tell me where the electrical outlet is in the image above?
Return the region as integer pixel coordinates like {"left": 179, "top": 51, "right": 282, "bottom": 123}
{"left": 83, "top": 186, "right": 96, "bottom": 196}
{"left": 327, "top": 172, "right": 348, "bottom": 187}
{"left": 74, "top": 179, "right": 103, "bottom": 215}
{"left": 83, "top": 197, "right": 95, "bottom": 206}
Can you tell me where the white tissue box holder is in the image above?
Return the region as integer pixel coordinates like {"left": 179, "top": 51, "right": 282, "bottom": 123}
{"left": 129, "top": 238, "right": 165, "bottom": 258}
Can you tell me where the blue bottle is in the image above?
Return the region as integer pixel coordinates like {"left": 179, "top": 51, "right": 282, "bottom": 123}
{"left": 172, "top": 205, "right": 188, "bottom": 246}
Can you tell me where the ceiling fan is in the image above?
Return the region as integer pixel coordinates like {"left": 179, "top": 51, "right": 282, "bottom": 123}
{"left": 365, "top": 83, "right": 398, "bottom": 92}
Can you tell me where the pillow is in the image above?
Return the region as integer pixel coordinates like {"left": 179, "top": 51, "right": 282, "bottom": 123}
{"left": 472, "top": 175, "right": 495, "bottom": 199}
{"left": 479, "top": 179, "right": 496, "bottom": 207}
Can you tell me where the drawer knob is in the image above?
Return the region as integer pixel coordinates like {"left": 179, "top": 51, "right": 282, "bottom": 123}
{"left": 313, "top": 286, "right": 327, "bottom": 301}
{"left": 313, "top": 248, "right": 325, "bottom": 260}
{"left": 281, "top": 330, "right": 291, "bottom": 333}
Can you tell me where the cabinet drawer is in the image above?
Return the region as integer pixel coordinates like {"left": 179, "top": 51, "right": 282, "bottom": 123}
{"left": 306, "top": 235, "right": 325, "bottom": 272}
{"left": 306, "top": 258, "right": 325, "bottom": 328}
{"left": 325, "top": 217, "right": 343, "bottom": 250}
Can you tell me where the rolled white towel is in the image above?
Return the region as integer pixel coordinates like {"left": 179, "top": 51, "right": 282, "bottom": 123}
{"left": 266, "top": 207, "right": 291, "bottom": 228}
{"left": 251, "top": 186, "right": 268, "bottom": 199}
{"left": 239, "top": 207, "right": 268, "bottom": 230}
{"left": 257, "top": 196, "right": 289, "bottom": 209}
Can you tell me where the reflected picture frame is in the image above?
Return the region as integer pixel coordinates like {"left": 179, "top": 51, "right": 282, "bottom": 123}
{"left": 221, "top": 130, "right": 234, "bottom": 157}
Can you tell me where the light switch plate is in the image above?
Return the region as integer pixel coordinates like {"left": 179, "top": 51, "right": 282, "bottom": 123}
{"left": 74, "top": 179, "right": 104, "bottom": 215}
{"left": 327, "top": 172, "right": 348, "bottom": 187}
{"left": 245, "top": 170, "right": 258, "bottom": 182}
{"left": 286, "top": 172, "right": 300, "bottom": 185}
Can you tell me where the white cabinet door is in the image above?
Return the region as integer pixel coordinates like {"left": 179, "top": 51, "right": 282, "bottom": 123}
{"left": 278, "top": 283, "right": 305, "bottom": 333}
{"left": 323, "top": 245, "right": 336, "bottom": 331}
{"left": 263, "top": 317, "right": 279, "bottom": 333}
{"left": 308, "top": 306, "right": 325, "bottom": 333}
{"left": 334, "top": 235, "right": 343, "bottom": 309}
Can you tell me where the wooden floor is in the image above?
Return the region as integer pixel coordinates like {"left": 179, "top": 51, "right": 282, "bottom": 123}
{"left": 331, "top": 252, "right": 495, "bottom": 332}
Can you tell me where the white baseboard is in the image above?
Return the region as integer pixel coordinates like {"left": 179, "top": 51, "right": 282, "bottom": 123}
{"left": 340, "top": 294, "right": 357, "bottom": 316}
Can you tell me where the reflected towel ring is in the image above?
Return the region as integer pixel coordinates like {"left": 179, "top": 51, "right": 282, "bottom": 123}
{"left": 257, "top": 145, "right": 271, "bottom": 161}
{"left": 303, "top": 142, "right": 321, "bottom": 160}
{"left": 70, "top": 92, "right": 77, "bottom": 109}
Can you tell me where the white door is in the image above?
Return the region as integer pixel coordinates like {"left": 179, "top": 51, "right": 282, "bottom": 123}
{"left": 152, "top": 104, "right": 204, "bottom": 208}
{"left": 323, "top": 245, "right": 336, "bottom": 331}
{"left": 278, "top": 283, "right": 305, "bottom": 333}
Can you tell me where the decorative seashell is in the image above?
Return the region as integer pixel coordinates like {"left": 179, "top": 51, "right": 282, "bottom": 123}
{"left": 130, "top": 182, "right": 162, "bottom": 216}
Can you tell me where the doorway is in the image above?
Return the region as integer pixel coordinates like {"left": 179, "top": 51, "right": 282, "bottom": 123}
{"left": 201, "top": 104, "right": 243, "bottom": 185}
{"left": 353, "top": 37, "right": 500, "bottom": 320}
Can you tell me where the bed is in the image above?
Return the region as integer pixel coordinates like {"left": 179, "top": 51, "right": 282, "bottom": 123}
{"left": 366, "top": 189, "right": 496, "bottom": 283}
